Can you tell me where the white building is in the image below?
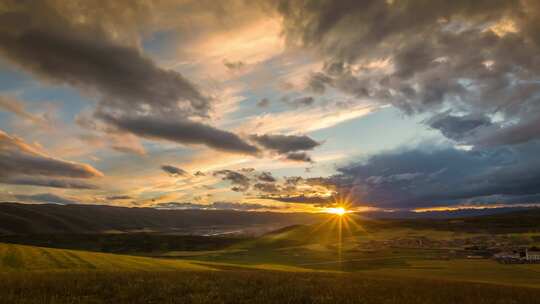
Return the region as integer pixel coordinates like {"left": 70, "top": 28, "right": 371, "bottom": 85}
{"left": 526, "top": 249, "right": 540, "bottom": 261}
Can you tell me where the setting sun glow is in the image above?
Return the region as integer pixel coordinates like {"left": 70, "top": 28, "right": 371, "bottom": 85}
{"left": 325, "top": 207, "right": 347, "bottom": 216}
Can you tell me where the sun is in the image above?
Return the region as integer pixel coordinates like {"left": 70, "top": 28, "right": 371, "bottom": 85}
{"left": 325, "top": 207, "right": 347, "bottom": 216}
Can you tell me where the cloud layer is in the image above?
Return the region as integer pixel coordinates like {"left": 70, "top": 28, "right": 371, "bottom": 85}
{"left": 278, "top": 0, "right": 540, "bottom": 149}
{"left": 323, "top": 142, "right": 540, "bottom": 209}
{"left": 0, "top": 1, "right": 261, "bottom": 155}
{"left": 0, "top": 130, "right": 102, "bottom": 189}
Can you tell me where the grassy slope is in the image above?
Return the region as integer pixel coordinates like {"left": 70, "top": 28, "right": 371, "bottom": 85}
{"left": 0, "top": 242, "right": 212, "bottom": 272}
{"left": 174, "top": 221, "right": 540, "bottom": 288}
{"left": 2, "top": 242, "right": 540, "bottom": 303}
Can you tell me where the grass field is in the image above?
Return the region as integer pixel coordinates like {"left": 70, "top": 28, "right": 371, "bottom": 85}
{"left": 0, "top": 242, "right": 212, "bottom": 272}
{"left": 2, "top": 269, "right": 540, "bottom": 304}
{"left": 3, "top": 214, "right": 540, "bottom": 304}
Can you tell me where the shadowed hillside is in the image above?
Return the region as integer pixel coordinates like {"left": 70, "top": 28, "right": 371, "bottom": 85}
{"left": 382, "top": 209, "right": 540, "bottom": 233}
{"left": 0, "top": 203, "right": 325, "bottom": 235}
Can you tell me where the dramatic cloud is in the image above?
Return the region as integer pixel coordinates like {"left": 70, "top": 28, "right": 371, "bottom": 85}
{"left": 100, "top": 114, "right": 259, "bottom": 155}
{"left": 250, "top": 134, "right": 320, "bottom": 154}
{"left": 0, "top": 1, "right": 262, "bottom": 155}
{"left": 327, "top": 142, "right": 540, "bottom": 209}
{"left": 277, "top": 0, "right": 540, "bottom": 149}
{"left": 161, "top": 165, "right": 188, "bottom": 177}
{"left": 14, "top": 193, "right": 78, "bottom": 205}
{"left": 426, "top": 111, "right": 492, "bottom": 142}
{"left": 0, "top": 130, "right": 103, "bottom": 186}
{"left": 1, "top": 176, "right": 98, "bottom": 190}
{"left": 0, "top": 2, "right": 209, "bottom": 118}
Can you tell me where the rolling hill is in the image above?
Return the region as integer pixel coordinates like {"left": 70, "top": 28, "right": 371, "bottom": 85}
{"left": 0, "top": 242, "right": 212, "bottom": 272}
{"left": 0, "top": 203, "right": 324, "bottom": 235}
{"left": 1, "top": 242, "right": 539, "bottom": 304}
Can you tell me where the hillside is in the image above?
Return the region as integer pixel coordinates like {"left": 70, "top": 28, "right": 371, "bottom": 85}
{"left": 385, "top": 209, "right": 540, "bottom": 233}
{"left": 0, "top": 242, "right": 212, "bottom": 272}
{"left": 0, "top": 203, "right": 324, "bottom": 235}
{"left": 1, "top": 243, "right": 540, "bottom": 304}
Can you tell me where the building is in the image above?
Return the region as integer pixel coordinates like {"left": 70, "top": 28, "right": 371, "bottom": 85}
{"left": 526, "top": 248, "right": 540, "bottom": 261}
{"left": 494, "top": 248, "right": 540, "bottom": 264}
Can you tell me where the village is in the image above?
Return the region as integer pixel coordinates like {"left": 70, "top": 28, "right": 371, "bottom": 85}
{"left": 358, "top": 234, "right": 540, "bottom": 264}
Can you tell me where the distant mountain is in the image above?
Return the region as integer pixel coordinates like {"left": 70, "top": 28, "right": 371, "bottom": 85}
{"left": 1, "top": 202, "right": 538, "bottom": 236}
{"left": 365, "top": 209, "right": 540, "bottom": 233}
{"left": 359, "top": 207, "right": 538, "bottom": 219}
{"left": 0, "top": 203, "right": 325, "bottom": 235}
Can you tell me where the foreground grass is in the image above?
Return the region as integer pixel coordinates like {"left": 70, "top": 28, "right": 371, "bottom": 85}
{"left": 2, "top": 242, "right": 540, "bottom": 303}
{"left": 2, "top": 270, "right": 539, "bottom": 304}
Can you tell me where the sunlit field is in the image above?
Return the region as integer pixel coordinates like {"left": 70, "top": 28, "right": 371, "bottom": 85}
{"left": 2, "top": 209, "right": 540, "bottom": 304}
{"left": 0, "top": 243, "right": 211, "bottom": 272}
{"left": 2, "top": 265, "right": 540, "bottom": 304}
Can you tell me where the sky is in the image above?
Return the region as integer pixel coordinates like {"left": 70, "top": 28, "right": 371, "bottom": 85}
{"left": 1, "top": 0, "right": 540, "bottom": 212}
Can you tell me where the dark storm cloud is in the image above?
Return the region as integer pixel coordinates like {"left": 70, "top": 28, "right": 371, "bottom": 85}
{"left": 213, "top": 170, "right": 251, "bottom": 192}
{"left": 250, "top": 134, "right": 320, "bottom": 154}
{"left": 277, "top": 0, "right": 518, "bottom": 62}
{"left": 2, "top": 176, "right": 98, "bottom": 190}
{"left": 327, "top": 142, "right": 540, "bottom": 209}
{"left": 99, "top": 114, "right": 259, "bottom": 155}
{"left": 14, "top": 193, "right": 78, "bottom": 205}
{"left": 473, "top": 114, "right": 540, "bottom": 147}
{"left": 271, "top": 0, "right": 540, "bottom": 208}
{"left": 277, "top": 0, "right": 540, "bottom": 148}
{"left": 161, "top": 165, "right": 188, "bottom": 177}
{"left": 426, "top": 111, "right": 493, "bottom": 142}
{"left": 285, "top": 152, "right": 314, "bottom": 163}
{"left": 0, "top": 130, "right": 103, "bottom": 182}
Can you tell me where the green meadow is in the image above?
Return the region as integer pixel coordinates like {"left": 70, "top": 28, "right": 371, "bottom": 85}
{"left": 2, "top": 213, "right": 540, "bottom": 303}
{"left": 1, "top": 242, "right": 539, "bottom": 304}
{"left": 0, "top": 242, "right": 211, "bottom": 272}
